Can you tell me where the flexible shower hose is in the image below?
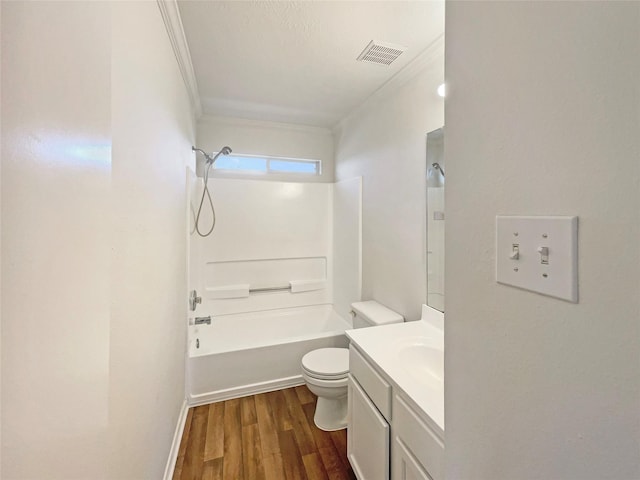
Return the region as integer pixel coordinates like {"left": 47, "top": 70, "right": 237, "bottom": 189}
{"left": 194, "top": 160, "right": 215, "bottom": 237}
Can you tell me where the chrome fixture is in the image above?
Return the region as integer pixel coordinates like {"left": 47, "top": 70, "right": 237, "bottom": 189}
{"left": 195, "top": 316, "right": 211, "bottom": 325}
{"left": 249, "top": 284, "right": 292, "bottom": 293}
{"left": 189, "top": 290, "right": 202, "bottom": 311}
{"left": 431, "top": 162, "right": 445, "bottom": 177}
{"left": 191, "top": 145, "right": 233, "bottom": 237}
{"left": 427, "top": 162, "right": 445, "bottom": 188}
{"left": 192, "top": 145, "right": 232, "bottom": 166}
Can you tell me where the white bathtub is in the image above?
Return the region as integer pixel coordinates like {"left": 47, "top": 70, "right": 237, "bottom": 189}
{"left": 188, "top": 304, "right": 351, "bottom": 405}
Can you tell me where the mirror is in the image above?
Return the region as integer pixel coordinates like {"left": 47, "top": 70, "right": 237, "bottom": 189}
{"left": 426, "top": 127, "right": 445, "bottom": 312}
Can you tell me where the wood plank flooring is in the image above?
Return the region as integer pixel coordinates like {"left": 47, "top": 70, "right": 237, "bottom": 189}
{"left": 173, "top": 386, "right": 356, "bottom": 480}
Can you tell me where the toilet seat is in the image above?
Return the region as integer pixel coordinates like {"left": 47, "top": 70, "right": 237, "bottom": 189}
{"left": 302, "top": 371, "right": 349, "bottom": 388}
{"left": 301, "top": 348, "right": 349, "bottom": 379}
{"left": 302, "top": 367, "right": 348, "bottom": 381}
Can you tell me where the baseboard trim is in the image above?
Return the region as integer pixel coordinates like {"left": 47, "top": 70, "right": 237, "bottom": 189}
{"left": 188, "top": 375, "right": 305, "bottom": 407}
{"left": 163, "top": 398, "right": 189, "bottom": 480}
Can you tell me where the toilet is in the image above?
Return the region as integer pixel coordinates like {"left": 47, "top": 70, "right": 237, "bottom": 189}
{"left": 301, "top": 300, "right": 404, "bottom": 431}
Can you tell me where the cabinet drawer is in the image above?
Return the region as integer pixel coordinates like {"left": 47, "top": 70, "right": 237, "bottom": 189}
{"left": 393, "top": 394, "right": 444, "bottom": 480}
{"left": 349, "top": 345, "right": 392, "bottom": 421}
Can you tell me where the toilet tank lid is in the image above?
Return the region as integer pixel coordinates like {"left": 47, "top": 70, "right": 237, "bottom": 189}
{"left": 351, "top": 300, "right": 404, "bottom": 325}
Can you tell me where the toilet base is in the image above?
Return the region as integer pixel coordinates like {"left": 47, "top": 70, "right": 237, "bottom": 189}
{"left": 313, "top": 395, "right": 347, "bottom": 431}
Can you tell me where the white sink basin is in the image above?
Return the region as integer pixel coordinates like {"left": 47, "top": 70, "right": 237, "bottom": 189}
{"left": 397, "top": 339, "right": 444, "bottom": 386}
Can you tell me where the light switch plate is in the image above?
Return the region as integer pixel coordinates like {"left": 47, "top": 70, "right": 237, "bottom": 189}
{"left": 496, "top": 216, "right": 578, "bottom": 302}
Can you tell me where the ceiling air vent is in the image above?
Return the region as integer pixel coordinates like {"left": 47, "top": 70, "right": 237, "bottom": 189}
{"left": 357, "top": 40, "right": 406, "bottom": 66}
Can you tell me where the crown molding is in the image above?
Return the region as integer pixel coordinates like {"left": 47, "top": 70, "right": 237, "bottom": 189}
{"left": 334, "top": 33, "right": 444, "bottom": 133}
{"left": 157, "top": 0, "right": 203, "bottom": 118}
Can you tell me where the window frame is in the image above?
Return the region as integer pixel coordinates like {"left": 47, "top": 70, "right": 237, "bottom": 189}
{"left": 212, "top": 152, "right": 322, "bottom": 177}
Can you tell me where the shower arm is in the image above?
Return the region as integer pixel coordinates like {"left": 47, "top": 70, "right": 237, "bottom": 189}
{"left": 192, "top": 146, "right": 214, "bottom": 165}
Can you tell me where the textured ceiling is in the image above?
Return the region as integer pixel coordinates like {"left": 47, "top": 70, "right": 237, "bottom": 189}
{"left": 178, "top": 0, "right": 444, "bottom": 127}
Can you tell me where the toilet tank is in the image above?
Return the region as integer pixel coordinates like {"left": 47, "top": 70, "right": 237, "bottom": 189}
{"left": 351, "top": 300, "right": 404, "bottom": 328}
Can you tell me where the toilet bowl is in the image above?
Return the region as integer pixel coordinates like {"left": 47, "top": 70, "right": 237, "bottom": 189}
{"left": 302, "top": 348, "right": 349, "bottom": 431}
{"left": 301, "top": 301, "right": 404, "bottom": 431}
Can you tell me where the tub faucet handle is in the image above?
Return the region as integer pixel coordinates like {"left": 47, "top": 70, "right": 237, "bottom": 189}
{"left": 189, "top": 290, "right": 202, "bottom": 311}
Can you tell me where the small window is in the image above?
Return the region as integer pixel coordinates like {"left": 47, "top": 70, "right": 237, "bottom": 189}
{"left": 214, "top": 155, "right": 267, "bottom": 172}
{"left": 213, "top": 153, "right": 320, "bottom": 176}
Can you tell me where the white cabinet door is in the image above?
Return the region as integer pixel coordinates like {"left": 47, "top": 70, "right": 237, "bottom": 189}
{"left": 393, "top": 394, "right": 444, "bottom": 480}
{"left": 392, "top": 437, "right": 433, "bottom": 480}
{"left": 347, "top": 375, "right": 390, "bottom": 480}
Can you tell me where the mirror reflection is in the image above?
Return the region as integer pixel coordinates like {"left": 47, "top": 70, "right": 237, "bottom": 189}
{"left": 426, "top": 127, "right": 445, "bottom": 312}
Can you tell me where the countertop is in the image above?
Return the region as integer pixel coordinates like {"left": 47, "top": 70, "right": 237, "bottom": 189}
{"left": 346, "top": 319, "right": 444, "bottom": 437}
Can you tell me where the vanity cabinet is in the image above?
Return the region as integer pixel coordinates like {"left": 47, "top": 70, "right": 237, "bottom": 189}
{"left": 392, "top": 394, "right": 444, "bottom": 480}
{"left": 347, "top": 345, "right": 392, "bottom": 480}
{"left": 347, "top": 375, "right": 390, "bottom": 480}
{"left": 393, "top": 437, "right": 432, "bottom": 480}
{"left": 347, "top": 344, "right": 444, "bottom": 480}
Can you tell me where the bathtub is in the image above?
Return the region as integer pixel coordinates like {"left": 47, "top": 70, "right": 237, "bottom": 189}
{"left": 188, "top": 304, "right": 351, "bottom": 405}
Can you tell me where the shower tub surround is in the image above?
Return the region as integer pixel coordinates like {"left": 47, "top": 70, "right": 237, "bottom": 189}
{"left": 187, "top": 176, "right": 362, "bottom": 404}
{"left": 188, "top": 304, "right": 350, "bottom": 404}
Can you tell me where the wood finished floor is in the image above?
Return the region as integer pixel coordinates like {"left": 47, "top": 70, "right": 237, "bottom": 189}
{"left": 173, "top": 386, "right": 356, "bottom": 480}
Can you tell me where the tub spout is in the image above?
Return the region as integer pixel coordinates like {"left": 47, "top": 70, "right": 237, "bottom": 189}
{"left": 195, "top": 316, "right": 211, "bottom": 325}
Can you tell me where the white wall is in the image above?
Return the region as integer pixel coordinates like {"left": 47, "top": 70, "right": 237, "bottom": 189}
{"left": 445, "top": 2, "right": 640, "bottom": 479}
{"left": 1, "top": 2, "right": 194, "bottom": 478}
{"left": 109, "top": 2, "right": 194, "bottom": 479}
{"left": 197, "top": 115, "right": 335, "bottom": 182}
{"left": 1, "top": 1, "right": 4, "bottom": 474}
{"left": 334, "top": 52, "right": 444, "bottom": 321}
{"left": 1, "top": 2, "right": 111, "bottom": 478}
{"left": 332, "top": 177, "right": 362, "bottom": 320}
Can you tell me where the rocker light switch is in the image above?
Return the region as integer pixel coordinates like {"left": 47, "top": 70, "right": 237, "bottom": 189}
{"left": 496, "top": 216, "right": 578, "bottom": 302}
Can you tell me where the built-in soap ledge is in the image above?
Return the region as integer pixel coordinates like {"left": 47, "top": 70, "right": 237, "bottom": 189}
{"left": 205, "top": 284, "right": 250, "bottom": 299}
{"left": 205, "top": 279, "right": 326, "bottom": 299}
{"left": 289, "top": 279, "right": 326, "bottom": 293}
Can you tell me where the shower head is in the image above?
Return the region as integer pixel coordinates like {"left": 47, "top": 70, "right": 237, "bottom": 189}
{"left": 192, "top": 145, "right": 233, "bottom": 165}
{"left": 431, "top": 162, "right": 445, "bottom": 177}
{"left": 206, "top": 146, "right": 231, "bottom": 165}
{"left": 427, "top": 162, "right": 445, "bottom": 188}
{"left": 208, "top": 146, "right": 232, "bottom": 165}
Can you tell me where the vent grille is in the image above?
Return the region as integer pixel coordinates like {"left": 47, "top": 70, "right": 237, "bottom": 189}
{"left": 357, "top": 40, "right": 406, "bottom": 66}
